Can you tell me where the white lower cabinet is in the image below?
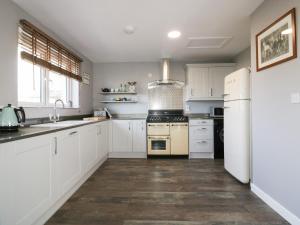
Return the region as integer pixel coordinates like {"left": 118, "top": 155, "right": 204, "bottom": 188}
{"left": 132, "top": 120, "right": 146, "bottom": 152}
{"left": 53, "top": 128, "right": 81, "bottom": 201}
{"left": 189, "top": 119, "right": 214, "bottom": 158}
{"left": 80, "top": 125, "right": 98, "bottom": 174}
{"left": 96, "top": 121, "right": 109, "bottom": 160}
{"left": 12, "top": 135, "right": 55, "bottom": 225}
{"left": 110, "top": 120, "right": 146, "bottom": 157}
{"left": 0, "top": 120, "right": 110, "bottom": 225}
{"left": 112, "top": 120, "right": 132, "bottom": 152}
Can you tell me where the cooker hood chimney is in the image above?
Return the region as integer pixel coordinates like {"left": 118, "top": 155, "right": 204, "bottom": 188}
{"left": 148, "top": 59, "right": 184, "bottom": 89}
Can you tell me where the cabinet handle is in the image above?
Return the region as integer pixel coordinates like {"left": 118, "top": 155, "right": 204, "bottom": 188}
{"left": 210, "top": 88, "right": 213, "bottom": 96}
{"left": 190, "top": 88, "right": 193, "bottom": 96}
{"left": 197, "top": 141, "right": 207, "bottom": 144}
{"left": 69, "top": 131, "right": 78, "bottom": 136}
{"left": 141, "top": 122, "right": 144, "bottom": 131}
{"left": 54, "top": 137, "right": 57, "bottom": 155}
{"left": 128, "top": 123, "right": 131, "bottom": 131}
{"left": 98, "top": 126, "right": 101, "bottom": 135}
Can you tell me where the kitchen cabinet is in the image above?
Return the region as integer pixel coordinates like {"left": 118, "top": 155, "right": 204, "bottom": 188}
{"left": 54, "top": 128, "right": 81, "bottom": 200}
{"left": 112, "top": 120, "right": 132, "bottom": 152}
{"left": 209, "top": 66, "right": 235, "bottom": 98}
{"left": 185, "top": 64, "right": 235, "bottom": 101}
{"left": 11, "top": 135, "right": 55, "bottom": 225}
{"left": 80, "top": 124, "right": 98, "bottom": 174}
{"left": 189, "top": 119, "right": 214, "bottom": 158}
{"left": 0, "top": 143, "right": 14, "bottom": 225}
{"left": 111, "top": 119, "right": 146, "bottom": 156}
{"left": 96, "top": 121, "right": 109, "bottom": 160}
{"left": 132, "top": 120, "right": 146, "bottom": 152}
{"left": 0, "top": 120, "right": 110, "bottom": 225}
{"left": 186, "top": 67, "right": 209, "bottom": 99}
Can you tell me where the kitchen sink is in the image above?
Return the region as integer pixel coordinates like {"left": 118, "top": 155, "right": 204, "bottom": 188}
{"left": 31, "top": 120, "right": 91, "bottom": 128}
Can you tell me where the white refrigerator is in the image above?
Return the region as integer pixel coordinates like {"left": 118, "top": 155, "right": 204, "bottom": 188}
{"left": 224, "top": 68, "right": 250, "bottom": 183}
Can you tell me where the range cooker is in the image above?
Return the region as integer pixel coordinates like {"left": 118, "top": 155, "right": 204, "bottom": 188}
{"left": 146, "top": 110, "right": 189, "bottom": 156}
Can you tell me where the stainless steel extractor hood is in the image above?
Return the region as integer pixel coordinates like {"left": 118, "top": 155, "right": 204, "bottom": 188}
{"left": 148, "top": 59, "right": 184, "bottom": 110}
{"left": 148, "top": 59, "right": 184, "bottom": 89}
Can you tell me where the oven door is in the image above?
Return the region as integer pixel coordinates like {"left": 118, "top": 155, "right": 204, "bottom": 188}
{"left": 147, "top": 136, "right": 170, "bottom": 155}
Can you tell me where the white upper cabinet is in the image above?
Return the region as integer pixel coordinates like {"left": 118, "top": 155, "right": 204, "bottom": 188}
{"left": 132, "top": 120, "right": 146, "bottom": 153}
{"left": 209, "top": 66, "right": 235, "bottom": 99}
{"left": 112, "top": 120, "right": 133, "bottom": 152}
{"left": 185, "top": 64, "right": 235, "bottom": 101}
{"left": 186, "top": 67, "right": 209, "bottom": 99}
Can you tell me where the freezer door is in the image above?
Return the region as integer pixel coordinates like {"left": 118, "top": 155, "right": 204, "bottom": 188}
{"left": 224, "top": 68, "right": 250, "bottom": 101}
{"left": 224, "top": 100, "right": 250, "bottom": 183}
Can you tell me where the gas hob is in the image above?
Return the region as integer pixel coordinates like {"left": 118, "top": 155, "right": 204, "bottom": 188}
{"left": 146, "top": 110, "right": 188, "bottom": 123}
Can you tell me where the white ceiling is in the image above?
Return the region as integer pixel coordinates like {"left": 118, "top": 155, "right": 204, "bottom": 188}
{"left": 12, "top": 0, "right": 263, "bottom": 63}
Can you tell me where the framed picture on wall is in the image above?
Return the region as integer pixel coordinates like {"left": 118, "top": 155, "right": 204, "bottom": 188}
{"left": 256, "top": 8, "right": 297, "bottom": 72}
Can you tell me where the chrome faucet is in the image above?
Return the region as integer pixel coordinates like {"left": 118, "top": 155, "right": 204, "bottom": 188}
{"left": 50, "top": 99, "right": 65, "bottom": 123}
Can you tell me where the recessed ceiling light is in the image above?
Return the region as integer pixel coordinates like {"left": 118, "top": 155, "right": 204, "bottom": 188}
{"left": 124, "top": 25, "right": 136, "bottom": 35}
{"left": 168, "top": 30, "right": 181, "bottom": 39}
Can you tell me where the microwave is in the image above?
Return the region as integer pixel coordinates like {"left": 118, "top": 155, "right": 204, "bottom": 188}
{"left": 210, "top": 107, "right": 224, "bottom": 117}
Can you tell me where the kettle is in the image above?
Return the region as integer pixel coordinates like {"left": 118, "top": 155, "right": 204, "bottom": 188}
{"left": 0, "top": 104, "right": 26, "bottom": 132}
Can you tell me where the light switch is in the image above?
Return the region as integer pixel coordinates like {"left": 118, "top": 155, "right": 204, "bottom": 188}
{"left": 290, "top": 93, "right": 300, "bottom": 104}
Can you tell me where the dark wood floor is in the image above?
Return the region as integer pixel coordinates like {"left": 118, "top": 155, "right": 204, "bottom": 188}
{"left": 46, "top": 159, "right": 288, "bottom": 225}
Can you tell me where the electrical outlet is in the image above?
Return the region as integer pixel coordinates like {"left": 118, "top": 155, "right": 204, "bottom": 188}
{"left": 185, "top": 104, "right": 190, "bottom": 112}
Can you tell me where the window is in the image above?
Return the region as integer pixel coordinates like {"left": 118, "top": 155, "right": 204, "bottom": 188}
{"left": 17, "top": 20, "right": 82, "bottom": 108}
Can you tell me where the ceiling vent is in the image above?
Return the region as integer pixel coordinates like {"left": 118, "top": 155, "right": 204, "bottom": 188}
{"left": 187, "top": 36, "right": 232, "bottom": 49}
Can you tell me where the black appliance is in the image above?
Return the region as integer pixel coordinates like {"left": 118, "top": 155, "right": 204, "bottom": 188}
{"left": 213, "top": 118, "right": 224, "bottom": 159}
{"left": 147, "top": 110, "right": 188, "bottom": 123}
{"left": 210, "top": 107, "right": 224, "bottom": 118}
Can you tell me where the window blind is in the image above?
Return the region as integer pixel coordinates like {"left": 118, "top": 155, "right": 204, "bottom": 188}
{"left": 18, "top": 19, "right": 83, "bottom": 82}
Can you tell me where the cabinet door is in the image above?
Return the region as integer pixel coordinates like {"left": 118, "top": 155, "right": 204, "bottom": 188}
{"left": 0, "top": 142, "right": 18, "bottom": 225}
{"left": 112, "top": 120, "right": 132, "bottom": 152}
{"left": 96, "top": 122, "right": 109, "bottom": 160}
{"left": 187, "top": 67, "right": 209, "bottom": 98}
{"left": 54, "top": 129, "right": 81, "bottom": 200}
{"left": 132, "top": 120, "right": 146, "bottom": 152}
{"left": 209, "top": 67, "right": 234, "bottom": 99}
{"left": 102, "top": 121, "right": 109, "bottom": 156}
{"left": 170, "top": 123, "right": 189, "bottom": 155}
{"left": 80, "top": 125, "right": 98, "bottom": 174}
{"left": 12, "top": 135, "right": 54, "bottom": 225}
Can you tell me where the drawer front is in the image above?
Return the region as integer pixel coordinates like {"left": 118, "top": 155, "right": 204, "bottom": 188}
{"left": 189, "top": 119, "right": 213, "bottom": 126}
{"left": 189, "top": 126, "right": 213, "bottom": 140}
{"left": 147, "top": 123, "right": 170, "bottom": 136}
{"left": 190, "top": 139, "right": 213, "bottom": 153}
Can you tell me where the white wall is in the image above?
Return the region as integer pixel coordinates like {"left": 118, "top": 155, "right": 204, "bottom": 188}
{"left": 0, "top": 0, "right": 93, "bottom": 118}
{"left": 251, "top": 0, "right": 300, "bottom": 221}
{"left": 93, "top": 62, "right": 224, "bottom": 114}
{"left": 234, "top": 47, "right": 251, "bottom": 70}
